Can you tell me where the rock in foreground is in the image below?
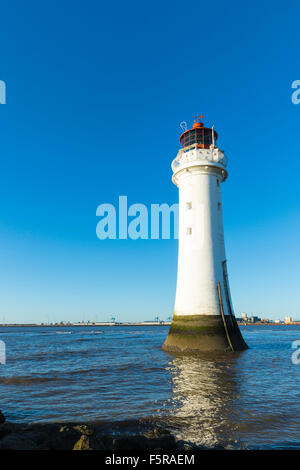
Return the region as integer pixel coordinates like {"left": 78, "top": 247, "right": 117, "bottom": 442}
{"left": 0, "top": 418, "right": 201, "bottom": 451}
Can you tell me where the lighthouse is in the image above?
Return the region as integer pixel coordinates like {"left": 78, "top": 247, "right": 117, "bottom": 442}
{"left": 163, "top": 117, "right": 247, "bottom": 353}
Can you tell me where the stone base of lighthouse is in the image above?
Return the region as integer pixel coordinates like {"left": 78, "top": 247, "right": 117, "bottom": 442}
{"left": 162, "top": 314, "right": 248, "bottom": 353}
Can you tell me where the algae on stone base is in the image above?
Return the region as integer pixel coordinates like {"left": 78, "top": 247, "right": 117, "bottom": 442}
{"left": 163, "top": 314, "right": 248, "bottom": 353}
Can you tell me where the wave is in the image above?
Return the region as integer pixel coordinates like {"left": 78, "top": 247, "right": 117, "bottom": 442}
{"left": 8, "top": 347, "right": 111, "bottom": 363}
{"left": 0, "top": 375, "right": 63, "bottom": 385}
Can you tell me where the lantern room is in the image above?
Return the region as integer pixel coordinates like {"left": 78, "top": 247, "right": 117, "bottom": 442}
{"left": 180, "top": 118, "right": 218, "bottom": 149}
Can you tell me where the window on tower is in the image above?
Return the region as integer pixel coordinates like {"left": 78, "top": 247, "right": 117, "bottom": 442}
{"left": 180, "top": 127, "right": 218, "bottom": 150}
{"left": 186, "top": 227, "right": 192, "bottom": 235}
{"left": 186, "top": 202, "right": 192, "bottom": 210}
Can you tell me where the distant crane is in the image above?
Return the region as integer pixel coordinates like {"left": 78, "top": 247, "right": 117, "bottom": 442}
{"left": 110, "top": 315, "right": 121, "bottom": 324}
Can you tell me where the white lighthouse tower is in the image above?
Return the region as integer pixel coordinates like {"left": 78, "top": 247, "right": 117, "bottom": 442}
{"left": 163, "top": 117, "right": 247, "bottom": 352}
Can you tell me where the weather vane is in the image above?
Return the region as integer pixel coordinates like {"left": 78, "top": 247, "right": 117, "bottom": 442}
{"left": 193, "top": 114, "right": 204, "bottom": 123}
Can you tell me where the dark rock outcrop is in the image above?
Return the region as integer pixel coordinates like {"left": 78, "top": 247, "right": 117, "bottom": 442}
{"left": 0, "top": 420, "right": 200, "bottom": 451}
{"left": 0, "top": 411, "right": 5, "bottom": 425}
{"left": 0, "top": 433, "right": 38, "bottom": 450}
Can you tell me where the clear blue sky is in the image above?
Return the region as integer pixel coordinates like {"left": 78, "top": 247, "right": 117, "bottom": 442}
{"left": 0, "top": 0, "right": 299, "bottom": 323}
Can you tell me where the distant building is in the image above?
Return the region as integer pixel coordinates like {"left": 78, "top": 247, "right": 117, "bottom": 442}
{"left": 241, "top": 313, "right": 248, "bottom": 321}
{"left": 249, "top": 316, "right": 261, "bottom": 323}
{"left": 275, "top": 319, "right": 281, "bottom": 324}
{"left": 284, "top": 316, "right": 292, "bottom": 324}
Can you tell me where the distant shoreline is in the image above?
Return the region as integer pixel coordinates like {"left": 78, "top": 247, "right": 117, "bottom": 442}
{"left": 0, "top": 322, "right": 300, "bottom": 327}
